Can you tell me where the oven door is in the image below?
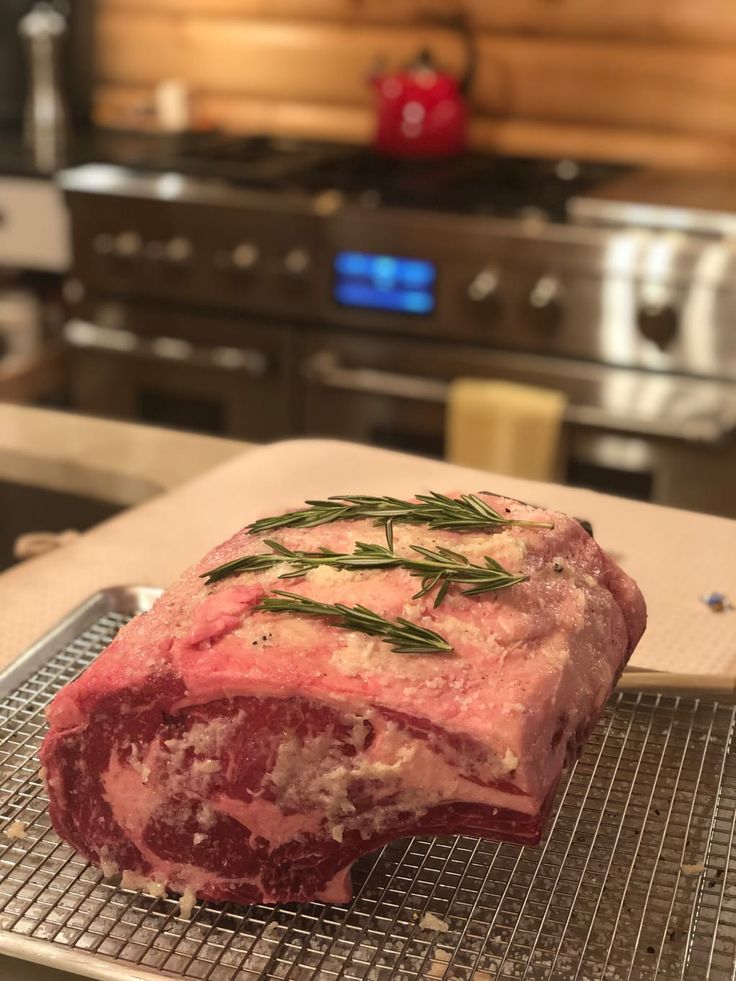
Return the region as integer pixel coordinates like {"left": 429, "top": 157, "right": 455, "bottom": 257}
{"left": 299, "top": 330, "right": 736, "bottom": 508}
{"left": 63, "top": 299, "right": 295, "bottom": 439}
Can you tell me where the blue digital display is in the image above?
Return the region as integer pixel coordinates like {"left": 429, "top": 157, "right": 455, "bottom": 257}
{"left": 333, "top": 251, "right": 436, "bottom": 315}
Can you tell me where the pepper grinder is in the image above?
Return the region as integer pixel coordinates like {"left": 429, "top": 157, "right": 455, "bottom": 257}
{"left": 19, "top": 1, "right": 69, "bottom": 172}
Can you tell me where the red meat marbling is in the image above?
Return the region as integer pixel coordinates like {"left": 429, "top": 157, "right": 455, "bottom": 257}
{"left": 41, "top": 492, "right": 646, "bottom": 907}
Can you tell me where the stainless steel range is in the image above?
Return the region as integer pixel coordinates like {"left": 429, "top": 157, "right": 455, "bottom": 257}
{"left": 58, "top": 136, "right": 736, "bottom": 516}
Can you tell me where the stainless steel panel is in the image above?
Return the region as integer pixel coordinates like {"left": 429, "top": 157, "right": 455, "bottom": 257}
{"left": 65, "top": 189, "right": 326, "bottom": 319}
{"left": 300, "top": 336, "right": 736, "bottom": 443}
{"left": 59, "top": 167, "right": 736, "bottom": 380}
{"left": 569, "top": 169, "right": 736, "bottom": 235}
{"left": 64, "top": 300, "right": 296, "bottom": 440}
{"left": 64, "top": 319, "right": 270, "bottom": 377}
{"left": 323, "top": 210, "right": 736, "bottom": 377}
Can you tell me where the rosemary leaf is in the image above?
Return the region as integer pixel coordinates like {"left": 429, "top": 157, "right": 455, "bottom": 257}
{"left": 247, "top": 492, "right": 553, "bottom": 537}
{"left": 433, "top": 580, "right": 451, "bottom": 608}
{"left": 255, "top": 590, "right": 453, "bottom": 655}
{"left": 202, "top": 539, "right": 528, "bottom": 604}
{"left": 199, "top": 552, "right": 284, "bottom": 584}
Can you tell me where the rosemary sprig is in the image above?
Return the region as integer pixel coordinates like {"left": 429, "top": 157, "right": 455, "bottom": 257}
{"left": 201, "top": 539, "right": 528, "bottom": 607}
{"left": 247, "top": 491, "right": 552, "bottom": 544}
{"left": 255, "top": 590, "right": 453, "bottom": 654}
{"left": 197, "top": 549, "right": 289, "bottom": 584}
{"left": 406, "top": 544, "right": 528, "bottom": 605}
{"left": 200, "top": 540, "right": 401, "bottom": 585}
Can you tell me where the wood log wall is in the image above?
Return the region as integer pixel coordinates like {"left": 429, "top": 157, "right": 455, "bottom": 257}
{"left": 95, "top": 0, "right": 736, "bottom": 168}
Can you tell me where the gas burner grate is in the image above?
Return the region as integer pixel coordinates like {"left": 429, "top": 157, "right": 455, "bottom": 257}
{"left": 293, "top": 152, "right": 629, "bottom": 218}
{"left": 0, "top": 598, "right": 735, "bottom": 979}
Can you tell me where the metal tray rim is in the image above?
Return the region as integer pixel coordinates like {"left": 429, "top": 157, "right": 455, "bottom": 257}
{"left": 0, "top": 927, "right": 169, "bottom": 981}
{"left": 0, "top": 585, "right": 165, "bottom": 980}
{"left": 0, "top": 586, "right": 162, "bottom": 699}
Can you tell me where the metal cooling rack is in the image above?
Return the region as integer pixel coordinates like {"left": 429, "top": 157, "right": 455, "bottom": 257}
{"left": 0, "top": 588, "right": 735, "bottom": 981}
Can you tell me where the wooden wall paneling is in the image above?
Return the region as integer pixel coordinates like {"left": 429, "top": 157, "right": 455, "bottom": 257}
{"left": 95, "top": 12, "right": 465, "bottom": 103}
{"left": 475, "top": 37, "right": 736, "bottom": 136}
{"left": 469, "top": 118, "right": 736, "bottom": 170}
{"left": 97, "top": 11, "right": 736, "bottom": 137}
{"left": 94, "top": 85, "right": 373, "bottom": 141}
{"left": 98, "top": 0, "right": 736, "bottom": 45}
{"left": 93, "top": 1, "right": 736, "bottom": 169}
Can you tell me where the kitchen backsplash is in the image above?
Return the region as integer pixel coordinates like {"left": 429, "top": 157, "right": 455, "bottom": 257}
{"left": 95, "top": 0, "right": 736, "bottom": 168}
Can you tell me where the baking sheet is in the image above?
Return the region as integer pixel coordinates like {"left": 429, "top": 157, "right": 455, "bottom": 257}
{"left": 1, "top": 588, "right": 735, "bottom": 980}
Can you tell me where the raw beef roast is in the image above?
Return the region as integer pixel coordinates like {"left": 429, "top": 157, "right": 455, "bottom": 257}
{"left": 41, "top": 492, "right": 646, "bottom": 907}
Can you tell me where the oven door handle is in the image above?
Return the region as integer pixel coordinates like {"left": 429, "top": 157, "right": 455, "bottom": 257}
{"left": 303, "top": 351, "right": 448, "bottom": 404}
{"left": 64, "top": 319, "right": 270, "bottom": 377}
{"left": 302, "top": 351, "right": 735, "bottom": 443}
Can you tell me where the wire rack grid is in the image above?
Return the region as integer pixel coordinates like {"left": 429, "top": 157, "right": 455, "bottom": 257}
{"left": 0, "top": 604, "right": 735, "bottom": 980}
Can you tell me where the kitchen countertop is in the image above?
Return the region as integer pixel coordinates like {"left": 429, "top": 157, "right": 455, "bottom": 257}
{"left": 569, "top": 167, "right": 736, "bottom": 234}
{"left": 0, "top": 405, "right": 248, "bottom": 665}
{"left": 0, "top": 404, "right": 244, "bottom": 505}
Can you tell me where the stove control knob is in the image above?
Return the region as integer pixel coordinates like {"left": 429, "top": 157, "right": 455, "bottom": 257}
{"left": 92, "top": 233, "right": 115, "bottom": 256}
{"left": 163, "top": 236, "right": 193, "bottom": 265}
{"left": 284, "top": 247, "right": 311, "bottom": 276}
{"left": 467, "top": 269, "right": 499, "bottom": 304}
{"left": 528, "top": 274, "right": 564, "bottom": 330}
{"left": 637, "top": 300, "right": 679, "bottom": 350}
{"left": 113, "top": 231, "right": 143, "bottom": 259}
{"left": 215, "top": 243, "right": 259, "bottom": 273}
{"left": 232, "top": 242, "right": 259, "bottom": 271}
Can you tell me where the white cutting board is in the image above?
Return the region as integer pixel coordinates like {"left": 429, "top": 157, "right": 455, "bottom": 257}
{"left": 1, "top": 438, "right": 735, "bottom": 678}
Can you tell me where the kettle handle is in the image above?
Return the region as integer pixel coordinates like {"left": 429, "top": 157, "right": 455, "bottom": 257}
{"left": 419, "top": 11, "right": 476, "bottom": 96}
{"left": 453, "top": 13, "right": 477, "bottom": 97}
{"left": 369, "top": 15, "right": 476, "bottom": 94}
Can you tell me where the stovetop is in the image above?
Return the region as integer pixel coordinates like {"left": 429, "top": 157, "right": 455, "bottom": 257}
{"left": 57, "top": 131, "right": 630, "bottom": 222}
{"left": 288, "top": 149, "right": 628, "bottom": 221}
{"left": 168, "top": 135, "right": 630, "bottom": 221}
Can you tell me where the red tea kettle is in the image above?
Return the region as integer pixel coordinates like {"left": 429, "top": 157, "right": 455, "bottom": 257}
{"left": 369, "top": 27, "right": 475, "bottom": 158}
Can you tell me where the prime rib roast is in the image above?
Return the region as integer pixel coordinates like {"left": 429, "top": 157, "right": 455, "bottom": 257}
{"left": 41, "top": 491, "right": 646, "bottom": 909}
